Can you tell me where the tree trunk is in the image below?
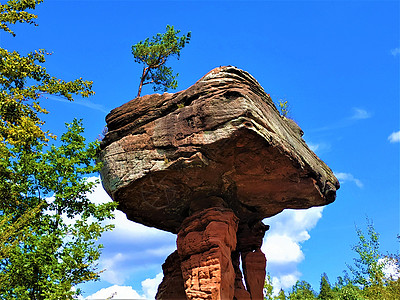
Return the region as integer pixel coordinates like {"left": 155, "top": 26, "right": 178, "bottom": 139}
{"left": 137, "top": 67, "right": 149, "bottom": 97}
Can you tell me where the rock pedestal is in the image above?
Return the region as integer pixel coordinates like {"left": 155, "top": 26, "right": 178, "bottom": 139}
{"left": 155, "top": 251, "right": 186, "bottom": 300}
{"left": 177, "top": 207, "right": 238, "bottom": 299}
{"left": 99, "top": 66, "right": 340, "bottom": 299}
{"left": 156, "top": 205, "right": 267, "bottom": 300}
{"left": 241, "top": 250, "right": 266, "bottom": 300}
{"left": 236, "top": 221, "right": 268, "bottom": 300}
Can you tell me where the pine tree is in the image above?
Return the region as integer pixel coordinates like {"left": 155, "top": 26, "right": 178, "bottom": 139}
{"left": 276, "top": 289, "right": 287, "bottom": 300}
{"left": 317, "top": 273, "right": 334, "bottom": 300}
{"left": 131, "top": 25, "right": 191, "bottom": 97}
{"left": 288, "top": 280, "right": 316, "bottom": 300}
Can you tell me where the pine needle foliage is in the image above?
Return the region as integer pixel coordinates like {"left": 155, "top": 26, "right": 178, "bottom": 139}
{"left": 132, "top": 25, "right": 191, "bottom": 97}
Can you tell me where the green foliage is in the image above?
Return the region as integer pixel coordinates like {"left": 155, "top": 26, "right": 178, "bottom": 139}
{"left": 278, "top": 99, "right": 289, "bottom": 117}
{"left": 0, "top": 120, "right": 117, "bottom": 299}
{"left": 345, "top": 221, "right": 400, "bottom": 299}
{"left": 132, "top": 24, "right": 191, "bottom": 97}
{"left": 0, "top": 0, "right": 44, "bottom": 36}
{"left": 318, "top": 273, "right": 335, "bottom": 300}
{"left": 347, "top": 219, "right": 384, "bottom": 288}
{"left": 276, "top": 289, "right": 287, "bottom": 300}
{"left": 0, "top": 204, "right": 41, "bottom": 261}
{"left": 264, "top": 273, "right": 274, "bottom": 299}
{"left": 332, "top": 278, "right": 365, "bottom": 300}
{"left": 0, "top": 1, "right": 116, "bottom": 298}
{"left": 263, "top": 274, "right": 288, "bottom": 300}
{"left": 264, "top": 221, "right": 400, "bottom": 300}
{"left": 288, "top": 280, "right": 316, "bottom": 300}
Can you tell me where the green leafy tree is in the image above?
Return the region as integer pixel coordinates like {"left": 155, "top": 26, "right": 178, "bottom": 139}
{"left": 265, "top": 221, "right": 399, "bottom": 300}
{"left": 382, "top": 235, "right": 400, "bottom": 297}
{"left": 264, "top": 273, "right": 274, "bottom": 299}
{"left": 318, "top": 273, "right": 335, "bottom": 300}
{"left": 0, "top": 204, "right": 41, "bottom": 262}
{"left": 264, "top": 275, "right": 288, "bottom": 300}
{"left": 288, "top": 280, "right": 316, "bottom": 300}
{"left": 333, "top": 221, "right": 399, "bottom": 299}
{"left": 275, "top": 289, "right": 287, "bottom": 300}
{"left": 0, "top": 120, "right": 116, "bottom": 299}
{"left": 347, "top": 219, "right": 385, "bottom": 288}
{"left": 333, "top": 277, "right": 364, "bottom": 300}
{"left": 0, "top": 0, "right": 44, "bottom": 36}
{"left": 131, "top": 24, "right": 191, "bottom": 97}
{"left": 346, "top": 221, "right": 400, "bottom": 299}
{"left": 0, "top": 1, "right": 116, "bottom": 298}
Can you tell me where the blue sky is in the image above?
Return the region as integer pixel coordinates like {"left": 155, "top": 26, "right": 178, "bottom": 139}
{"left": 2, "top": 0, "right": 399, "bottom": 298}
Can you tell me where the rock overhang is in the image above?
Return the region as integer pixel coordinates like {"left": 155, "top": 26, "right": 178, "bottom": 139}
{"left": 99, "top": 66, "right": 339, "bottom": 233}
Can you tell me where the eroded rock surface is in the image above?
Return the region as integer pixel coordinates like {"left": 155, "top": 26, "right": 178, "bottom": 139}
{"left": 99, "top": 66, "right": 340, "bottom": 299}
{"left": 155, "top": 251, "right": 186, "bottom": 300}
{"left": 177, "top": 207, "right": 238, "bottom": 299}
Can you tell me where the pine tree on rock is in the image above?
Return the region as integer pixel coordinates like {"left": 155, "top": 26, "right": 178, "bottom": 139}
{"left": 131, "top": 25, "right": 191, "bottom": 97}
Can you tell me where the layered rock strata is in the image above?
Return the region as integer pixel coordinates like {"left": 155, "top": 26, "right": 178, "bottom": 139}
{"left": 99, "top": 66, "right": 340, "bottom": 299}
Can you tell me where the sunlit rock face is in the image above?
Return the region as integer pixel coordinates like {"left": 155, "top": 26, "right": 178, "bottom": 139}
{"left": 99, "top": 66, "right": 339, "bottom": 300}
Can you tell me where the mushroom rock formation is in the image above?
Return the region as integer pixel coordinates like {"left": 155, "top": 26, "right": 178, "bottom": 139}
{"left": 99, "top": 66, "right": 340, "bottom": 300}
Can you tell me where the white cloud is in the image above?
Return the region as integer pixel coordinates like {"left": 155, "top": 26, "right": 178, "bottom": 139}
{"left": 141, "top": 272, "right": 163, "bottom": 299}
{"left": 264, "top": 235, "right": 304, "bottom": 264}
{"left": 308, "top": 108, "right": 371, "bottom": 133}
{"left": 96, "top": 206, "right": 176, "bottom": 287}
{"left": 84, "top": 273, "right": 163, "bottom": 300}
{"left": 44, "top": 94, "right": 109, "bottom": 113}
{"left": 100, "top": 253, "right": 129, "bottom": 285}
{"left": 86, "top": 178, "right": 175, "bottom": 241}
{"left": 391, "top": 48, "right": 400, "bottom": 56}
{"left": 379, "top": 258, "right": 400, "bottom": 280}
{"left": 262, "top": 207, "right": 324, "bottom": 293}
{"left": 304, "top": 140, "right": 331, "bottom": 155}
{"left": 275, "top": 273, "right": 301, "bottom": 291}
{"left": 77, "top": 177, "right": 175, "bottom": 296}
{"left": 388, "top": 131, "right": 400, "bottom": 143}
{"left": 334, "top": 172, "right": 363, "bottom": 188}
{"left": 308, "top": 143, "right": 319, "bottom": 152}
{"left": 351, "top": 108, "right": 371, "bottom": 120}
{"left": 85, "top": 285, "right": 145, "bottom": 299}
{"left": 83, "top": 180, "right": 327, "bottom": 297}
{"left": 145, "top": 246, "right": 177, "bottom": 257}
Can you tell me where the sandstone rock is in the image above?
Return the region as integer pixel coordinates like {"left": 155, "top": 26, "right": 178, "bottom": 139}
{"left": 242, "top": 249, "right": 267, "bottom": 300}
{"left": 235, "top": 221, "right": 268, "bottom": 300}
{"left": 232, "top": 251, "right": 251, "bottom": 300}
{"left": 100, "top": 66, "right": 339, "bottom": 234}
{"left": 237, "top": 221, "right": 269, "bottom": 253}
{"left": 177, "top": 207, "right": 238, "bottom": 300}
{"left": 99, "top": 66, "right": 340, "bottom": 300}
{"left": 156, "top": 251, "right": 186, "bottom": 299}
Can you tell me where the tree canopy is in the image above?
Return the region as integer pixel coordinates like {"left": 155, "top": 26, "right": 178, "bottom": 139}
{"left": 0, "top": 0, "right": 44, "bottom": 36}
{"left": 131, "top": 24, "right": 191, "bottom": 97}
{"left": 0, "top": 1, "right": 116, "bottom": 298}
{"left": 263, "top": 221, "right": 400, "bottom": 300}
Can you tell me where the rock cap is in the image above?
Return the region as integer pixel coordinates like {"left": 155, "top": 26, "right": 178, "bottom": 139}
{"left": 99, "top": 66, "right": 339, "bottom": 233}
